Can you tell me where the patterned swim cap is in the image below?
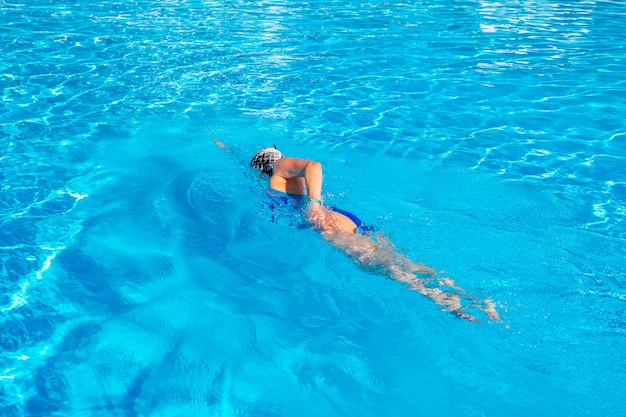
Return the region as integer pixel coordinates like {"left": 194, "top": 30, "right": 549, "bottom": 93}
{"left": 250, "top": 147, "right": 283, "bottom": 173}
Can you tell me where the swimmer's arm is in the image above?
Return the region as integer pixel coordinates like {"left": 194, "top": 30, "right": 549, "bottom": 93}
{"left": 272, "top": 157, "right": 323, "bottom": 200}
{"left": 212, "top": 138, "right": 230, "bottom": 151}
{"left": 304, "top": 161, "right": 322, "bottom": 200}
{"left": 212, "top": 138, "right": 227, "bottom": 149}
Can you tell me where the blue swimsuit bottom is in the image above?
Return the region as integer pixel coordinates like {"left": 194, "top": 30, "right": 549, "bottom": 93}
{"left": 266, "top": 190, "right": 375, "bottom": 234}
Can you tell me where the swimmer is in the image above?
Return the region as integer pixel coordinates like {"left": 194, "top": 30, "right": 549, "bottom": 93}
{"left": 215, "top": 138, "right": 500, "bottom": 322}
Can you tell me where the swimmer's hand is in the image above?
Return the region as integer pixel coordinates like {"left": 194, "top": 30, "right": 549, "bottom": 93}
{"left": 212, "top": 137, "right": 229, "bottom": 150}
{"left": 307, "top": 203, "right": 327, "bottom": 230}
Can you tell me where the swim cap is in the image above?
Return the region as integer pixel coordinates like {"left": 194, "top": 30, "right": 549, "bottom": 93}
{"left": 250, "top": 147, "right": 283, "bottom": 173}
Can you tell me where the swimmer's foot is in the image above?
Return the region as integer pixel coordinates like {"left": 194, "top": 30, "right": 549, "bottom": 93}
{"left": 484, "top": 299, "right": 501, "bottom": 321}
{"left": 438, "top": 277, "right": 455, "bottom": 287}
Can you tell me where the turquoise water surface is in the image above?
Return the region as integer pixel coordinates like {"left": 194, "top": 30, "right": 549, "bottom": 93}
{"left": 2, "top": 1, "right": 625, "bottom": 416}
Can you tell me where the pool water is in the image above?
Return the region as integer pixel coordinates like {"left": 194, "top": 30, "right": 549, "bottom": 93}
{"left": 2, "top": 1, "right": 625, "bottom": 416}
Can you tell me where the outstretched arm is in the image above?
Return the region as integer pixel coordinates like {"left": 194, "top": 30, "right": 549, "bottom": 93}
{"left": 212, "top": 138, "right": 229, "bottom": 151}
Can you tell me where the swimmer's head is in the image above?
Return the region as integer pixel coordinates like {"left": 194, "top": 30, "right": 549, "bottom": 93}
{"left": 250, "top": 146, "right": 283, "bottom": 174}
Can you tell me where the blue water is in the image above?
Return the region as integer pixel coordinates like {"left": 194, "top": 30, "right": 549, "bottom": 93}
{"left": 2, "top": 1, "right": 625, "bottom": 416}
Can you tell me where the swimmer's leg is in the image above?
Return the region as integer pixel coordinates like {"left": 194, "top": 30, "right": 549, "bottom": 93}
{"left": 416, "top": 284, "right": 480, "bottom": 323}
{"left": 390, "top": 268, "right": 479, "bottom": 322}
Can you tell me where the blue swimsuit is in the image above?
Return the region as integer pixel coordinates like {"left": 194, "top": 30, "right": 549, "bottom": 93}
{"left": 265, "top": 189, "right": 374, "bottom": 234}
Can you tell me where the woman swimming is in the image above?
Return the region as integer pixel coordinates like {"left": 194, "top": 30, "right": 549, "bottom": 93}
{"left": 218, "top": 139, "right": 500, "bottom": 322}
